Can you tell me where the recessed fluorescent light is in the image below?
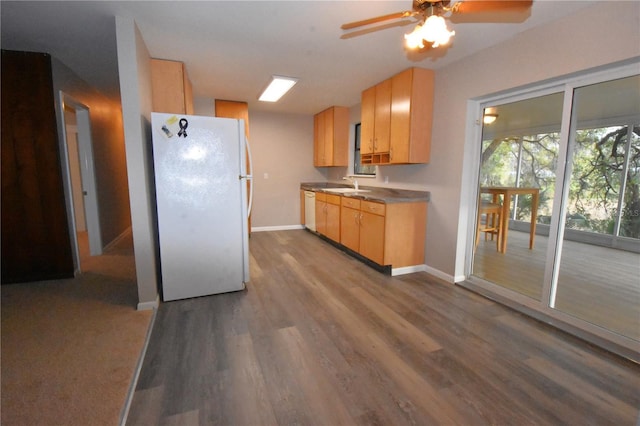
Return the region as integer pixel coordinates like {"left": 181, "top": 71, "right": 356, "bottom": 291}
{"left": 258, "top": 75, "right": 298, "bottom": 102}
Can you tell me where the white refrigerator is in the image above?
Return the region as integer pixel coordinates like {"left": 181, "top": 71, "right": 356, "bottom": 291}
{"left": 151, "top": 112, "right": 252, "bottom": 301}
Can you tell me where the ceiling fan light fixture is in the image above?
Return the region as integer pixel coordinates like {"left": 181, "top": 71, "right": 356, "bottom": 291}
{"left": 404, "top": 24, "right": 426, "bottom": 49}
{"left": 405, "top": 14, "right": 455, "bottom": 49}
{"left": 258, "top": 75, "right": 298, "bottom": 102}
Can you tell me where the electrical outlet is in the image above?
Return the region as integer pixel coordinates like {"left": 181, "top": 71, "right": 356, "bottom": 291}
{"left": 263, "top": 172, "right": 269, "bottom": 179}
{"left": 384, "top": 176, "right": 389, "bottom": 184}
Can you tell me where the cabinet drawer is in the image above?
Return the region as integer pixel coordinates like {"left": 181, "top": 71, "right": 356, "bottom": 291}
{"left": 327, "top": 194, "right": 341, "bottom": 205}
{"left": 315, "top": 192, "right": 326, "bottom": 202}
{"left": 361, "top": 200, "right": 386, "bottom": 216}
{"left": 341, "top": 197, "right": 361, "bottom": 209}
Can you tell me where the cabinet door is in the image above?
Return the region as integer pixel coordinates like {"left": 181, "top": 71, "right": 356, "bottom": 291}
{"left": 390, "top": 68, "right": 412, "bottom": 163}
{"left": 326, "top": 202, "right": 341, "bottom": 242}
{"left": 360, "top": 211, "right": 385, "bottom": 265}
{"left": 332, "top": 107, "right": 349, "bottom": 166}
{"left": 183, "top": 68, "right": 194, "bottom": 115}
{"left": 313, "top": 113, "right": 325, "bottom": 166}
{"left": 340, "top": 206, "right": 360, "bottom": 252}
{"left": 360, "top": 86, "right": 376, "bottom": 155}
{"left": 323, "top": 109, "right": 334, "bottom": 167}
{"left": 315, "top": 199, "right": 326, "bottom": 235}
{"left": 390, "top": 67, "right": 434, "bottom": 164}
{"left": 374, "top": 79, "right": 391, "bottom": 154}
{"left": 151, "top": 59, "right": 187, "bottom": 114}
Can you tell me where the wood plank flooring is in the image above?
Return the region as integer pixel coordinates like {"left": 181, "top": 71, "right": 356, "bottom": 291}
{"left": 473, "top": 230, "right": 640, "bottom": 340}
{"left": 127, "top": 230, "right": 640, "bottom": 425}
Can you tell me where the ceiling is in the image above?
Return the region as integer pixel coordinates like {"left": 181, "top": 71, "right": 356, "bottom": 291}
{"left": 1, "top": 1, "right": 598, "bottom": 115}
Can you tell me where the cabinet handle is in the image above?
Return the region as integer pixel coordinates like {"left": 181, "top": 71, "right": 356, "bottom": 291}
{"left": 359, "top": 212, "right": 364, "bottom": 226}
{"left": 369, "top": 139, "right": 373, "bottom": 151}
{"left": 390, "top": 148, "right": 393, "bottom": 160}
{"left": 373, "top": 138, "right": 377, "bottom": 150}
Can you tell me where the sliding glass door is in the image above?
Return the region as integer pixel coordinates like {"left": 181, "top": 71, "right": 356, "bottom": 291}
{"left": 473, "top": 92, "right": 564, "bottom": 301}
{"left": 470, "top": 70, "right": 640, "bottom": 352}
{"left": 553, "top": 75, "right": 640, "bottom": 341}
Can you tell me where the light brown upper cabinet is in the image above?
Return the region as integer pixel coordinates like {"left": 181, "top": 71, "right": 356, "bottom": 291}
{"left": 360, "top": 79, "right": 391, "bottom": 162}
{"left": 313, "top": 106, "right": 349, "bottom": 167}
{"left": 150, "top": 59, "right": 194, "bottom": 115}
{"left": 215, "top": 99, "right": 249, "bottom": 137}
{"left": 361, "top": 67, "right": 434, "bottom": 165}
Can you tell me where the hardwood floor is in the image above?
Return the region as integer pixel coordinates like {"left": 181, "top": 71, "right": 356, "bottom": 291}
{"left": 473, "top": 230, "right": 640, "bottom": 340}
{"left": 127, "top": 230, "right": 640, "bottom": 425}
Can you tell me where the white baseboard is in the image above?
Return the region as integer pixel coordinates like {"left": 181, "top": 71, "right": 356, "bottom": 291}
{"left": 391, "top": 264, "right": 426, "bottom": 276}
{"left": 422, "top": 265, "right": 456, "bottom": 283}
{"left": 390, "top": 264, "right": 456, "bottom": 284}
{"left": 251, "top": 224, "right": 305, "bottom": 232}
{"left": 137, "top": 296, "right": 159, "bottom": 311}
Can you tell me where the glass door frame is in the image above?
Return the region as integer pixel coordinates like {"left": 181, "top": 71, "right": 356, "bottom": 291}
{"left": 457, "top": 59, "right": 640, "bottom": 361}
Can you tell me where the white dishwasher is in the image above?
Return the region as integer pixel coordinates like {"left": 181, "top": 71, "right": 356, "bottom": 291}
{"left": 304, "top": 191, "right": 316, "bottom": 231}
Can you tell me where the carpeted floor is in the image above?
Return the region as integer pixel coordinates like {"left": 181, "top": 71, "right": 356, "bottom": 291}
{"left": 1, "top": 230, "right": 153, "bottom": 426}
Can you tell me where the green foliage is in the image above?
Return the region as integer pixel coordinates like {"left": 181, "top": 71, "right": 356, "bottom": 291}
{"left": 480, "top": 125, "right": 640, "bottom": 239}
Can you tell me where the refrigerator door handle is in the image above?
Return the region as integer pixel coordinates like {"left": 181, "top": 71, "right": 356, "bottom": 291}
{"left": 244, "top": 136, "right": 254, "bottom": 217}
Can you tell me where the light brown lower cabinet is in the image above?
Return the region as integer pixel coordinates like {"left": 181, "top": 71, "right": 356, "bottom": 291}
{"left": 359, "top": 207, "right": 385, "bottom": 265}
{"left": 340, "top": 196, "right": 426, "bottom": 268}
{"left": 315, "top": 192, "right": 341, "bottom": 242}
{"left": 340, "top": 199, "right": 361, "bottom": 253}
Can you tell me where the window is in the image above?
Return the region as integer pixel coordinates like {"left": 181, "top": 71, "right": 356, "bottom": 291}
{"left": 353, "top": 123, "right": 376, "bottom": 176}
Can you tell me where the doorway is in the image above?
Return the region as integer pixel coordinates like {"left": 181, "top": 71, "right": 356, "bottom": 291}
{"left": 58, "top": 93, "right": 102, "bottom": 272}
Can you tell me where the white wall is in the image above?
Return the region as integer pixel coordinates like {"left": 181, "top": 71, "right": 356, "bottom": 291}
{"left": 249, "top": 110, "right": 327, "bottom": 229}
{"left": 115, "top": 16, "right": 159, "bottom": 309}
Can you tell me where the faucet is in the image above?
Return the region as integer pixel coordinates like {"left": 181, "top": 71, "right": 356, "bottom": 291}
{"left": 343, "top": 176, "right": 359, "bottom": 191}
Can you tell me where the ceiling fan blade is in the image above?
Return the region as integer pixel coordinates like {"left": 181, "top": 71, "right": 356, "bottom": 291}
{"left": 341, "top": 11, "right": 415, "bottom": 30}
{"left": 452, "top": 0, "right": 532, "bottom": 14}
{"left": 340, "top": 20, "right": 414, "bottom": 40}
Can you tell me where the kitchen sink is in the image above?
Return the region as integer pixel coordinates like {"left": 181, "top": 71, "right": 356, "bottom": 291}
{"left": 323, "top": 188, "right": 372, "bottom": 194}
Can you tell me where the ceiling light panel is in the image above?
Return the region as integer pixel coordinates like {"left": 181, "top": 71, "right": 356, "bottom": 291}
{"left": 258, "top": 75, "right": 298, "bottom": 102}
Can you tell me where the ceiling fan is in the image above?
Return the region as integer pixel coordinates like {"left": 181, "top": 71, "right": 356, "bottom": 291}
{"left": 341, "top": 0, "right": 533, "bottom": 49}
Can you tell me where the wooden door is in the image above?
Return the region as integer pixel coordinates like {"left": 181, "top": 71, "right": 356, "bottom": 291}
{"left": 1, "top": 50, "right": 74, "bottom": 283}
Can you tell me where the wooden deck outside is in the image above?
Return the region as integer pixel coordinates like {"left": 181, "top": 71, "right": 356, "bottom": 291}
{"left": 473, "top": 229, "right": 640, "bottom": 341}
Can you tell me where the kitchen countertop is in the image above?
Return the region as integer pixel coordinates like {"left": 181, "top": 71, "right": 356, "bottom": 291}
{"left": 301, "top": 182, "right": 430, "bottom": 203}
